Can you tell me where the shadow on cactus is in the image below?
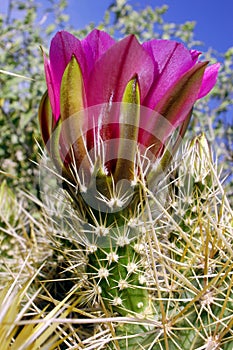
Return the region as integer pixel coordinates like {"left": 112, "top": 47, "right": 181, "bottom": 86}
{"left": 36, "top": 29, "right": 233, "bottom": 349}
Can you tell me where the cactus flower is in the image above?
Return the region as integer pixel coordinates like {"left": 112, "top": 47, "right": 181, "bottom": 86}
{"left": 37, "top": 31, "right": 233, "bottom": 350}
{"left": 39, "top": 29, "right": 219, "bottom": 192}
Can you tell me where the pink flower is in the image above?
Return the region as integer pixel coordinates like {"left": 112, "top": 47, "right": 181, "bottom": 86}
{"left": 39, "top": 29, "right": 219, "bottom": 187}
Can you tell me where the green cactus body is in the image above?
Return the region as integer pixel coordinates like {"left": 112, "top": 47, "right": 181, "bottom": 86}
{"left": 87, "top": 245, "right": 153, "bottom": 348}
{"left": 87, "top": 245, "right": 150, "bottom": 316}
{"left": 68, "top": 168, "right": 155, "bottom": 348}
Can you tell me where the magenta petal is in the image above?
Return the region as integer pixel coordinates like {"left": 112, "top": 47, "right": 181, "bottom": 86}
{"left": 155, "top": 62, "right": 208, "bottom": 127}
{"left": 142, "top": 40, "right": 196, "bottom": 109}
{"left": 190, "top": 49, "right": 201, "bottom": 63}
{"left": 50, "top": 31, "right": 86, "bottom": 82}
{"left": 87, "top": 35, "right": 154, "bottom": 107}
{"left": 198, "top": 63, "right": 220, "bottom": 99}
{"left": 48, "top": 31, "right": 87, "bottom": 120}
{"left": 43, "top": 54, "right": 59, "bottom": 122}
{"left": 81, "top": 29, "right": 115, "bottom": 74}
{"left": 139, "top": 62, "right": 208, "bottom": 154}
{"left": 86, "top": 36, "right": 154, "bottom": 164}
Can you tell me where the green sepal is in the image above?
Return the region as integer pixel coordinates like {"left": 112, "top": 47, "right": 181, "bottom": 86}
{"left": 155, "top": 62, "right": 208, "bottom": 122}
{"left": 148, "top": 62, "right": 208, "bottom": 158}
{"left": 122, "top": 74, "right": 140, "bottom": 106}
{"left": 38, "top": 90, "right": 55, "bottom": 150}
{"left": 48, "top": 118, "right": 76, "bottom": 184}
{"left": 114, "top": 76, "right": 140, "bottom": 184}
{"left": 60, "top": 55, "right": 90, "bottom": 172}
{"left": 49, "top": 117, "right": 64, "bottom": 173}
{"left": 60, "top": 55, "right": 85, "bottom": 121}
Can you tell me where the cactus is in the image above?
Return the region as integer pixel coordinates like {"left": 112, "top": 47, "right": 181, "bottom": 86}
{"left": 163, "top": 134, "right": 233, "bottom": 349}
{"left": 2, "top": 130, "right": 232, "bottom": 349}
{"left": 36, "top": 133, "right": 232, "bottom": 349}
{"left": 35, "top": 29, "right": 233, "bottom": 349}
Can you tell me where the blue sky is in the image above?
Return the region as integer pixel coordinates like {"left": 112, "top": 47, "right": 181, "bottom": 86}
{"left": 0, "top": 0, "right": 232, "bottom": 52}
{"left": 64, "top": 0, "right": 232, "bottom": 52}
